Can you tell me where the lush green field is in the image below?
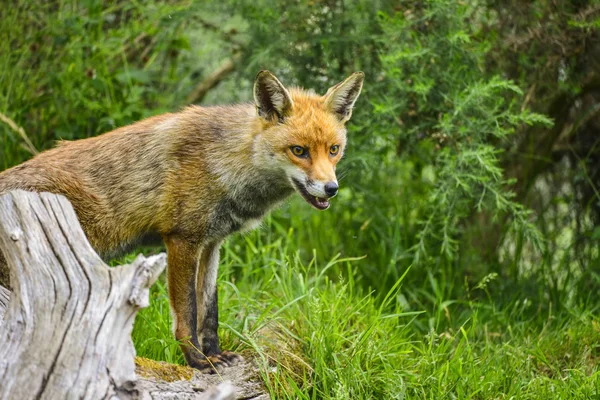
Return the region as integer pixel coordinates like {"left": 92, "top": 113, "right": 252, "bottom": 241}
{"left": 2, "top": 1, "right": 599, "bottom": 398}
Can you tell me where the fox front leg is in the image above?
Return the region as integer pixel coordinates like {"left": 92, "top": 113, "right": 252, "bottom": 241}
{"left": 164, "top": 235, "right": 205, "bottom": 368}
{"left": 195, "top": 241, "right": 243, "bottom": 373}
{"left": 165, "top": 235, "right": 241, "bottom": 373}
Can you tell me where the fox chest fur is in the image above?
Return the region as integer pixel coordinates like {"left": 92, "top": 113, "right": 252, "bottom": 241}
{"left": 205, "top": 176, "right": 293, "bottom": 239}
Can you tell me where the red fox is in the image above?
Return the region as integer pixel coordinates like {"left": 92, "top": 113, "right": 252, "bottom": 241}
{"left": 0, "top": 70, "right": 364, "bottom": 372}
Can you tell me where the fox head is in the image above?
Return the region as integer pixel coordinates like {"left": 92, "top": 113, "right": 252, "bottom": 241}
{"left": 253, "top": 70, "right": 364, "bottom": 210}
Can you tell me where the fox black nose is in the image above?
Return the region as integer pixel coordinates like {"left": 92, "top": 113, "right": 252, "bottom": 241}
{"left": 324, "top": 182, "right": 339, "bottom": 197}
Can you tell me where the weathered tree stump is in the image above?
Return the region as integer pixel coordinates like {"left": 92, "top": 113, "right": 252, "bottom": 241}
{"left": 0, "top": 285, "right": 8, "bottom": 322}
{"left": 0, "top": 191, "right": 268, "bottom": 400}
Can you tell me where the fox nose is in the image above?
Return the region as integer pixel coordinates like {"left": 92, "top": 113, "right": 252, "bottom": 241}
{"left": 324, "top": 182, "right": 339, "bottom": 197}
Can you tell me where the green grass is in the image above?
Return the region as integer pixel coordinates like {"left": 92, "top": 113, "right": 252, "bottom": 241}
{"left": 2, "top": 2, "right": 599, "bottom": 398}
{"left": 130, "top": 204, "right": 600, "bottom": 399}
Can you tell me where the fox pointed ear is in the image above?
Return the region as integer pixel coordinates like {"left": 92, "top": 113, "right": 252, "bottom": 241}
{"left": 324, "top": 72, "right": 364, "bottom": 123}
{"left": 254, "top": 70, "right": 293, "bottom": 122}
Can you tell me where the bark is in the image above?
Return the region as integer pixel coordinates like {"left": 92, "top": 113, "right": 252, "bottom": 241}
{"left": 0, "top": 191, "right": 268, "bottom": 400}
{"left": 0, "top": 285, "right": 8, "bottom": 322}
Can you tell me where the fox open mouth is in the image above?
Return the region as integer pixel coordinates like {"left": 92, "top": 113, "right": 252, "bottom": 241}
{"left": 292, "top": 178, "right": 330, "bottom": 211}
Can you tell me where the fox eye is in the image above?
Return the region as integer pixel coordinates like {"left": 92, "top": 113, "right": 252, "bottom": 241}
{"left": 330, "top": 145, "right": 340, "bottom": 155}
{"left": 290, "top": 146, "right": 308, "bottom": 158}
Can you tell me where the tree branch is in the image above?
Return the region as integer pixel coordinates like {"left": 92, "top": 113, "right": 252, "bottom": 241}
{"left": 185, "top": 56, "right": 239, "bottom": 105}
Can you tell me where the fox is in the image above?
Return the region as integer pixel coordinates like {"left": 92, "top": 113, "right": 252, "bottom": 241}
{"left": 0, "top": 70, "right": 364, "bottom": 372}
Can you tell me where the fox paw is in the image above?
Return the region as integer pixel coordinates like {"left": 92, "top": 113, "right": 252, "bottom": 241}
{"left": 187, "top": 350, "right": 244, "bottom": 374}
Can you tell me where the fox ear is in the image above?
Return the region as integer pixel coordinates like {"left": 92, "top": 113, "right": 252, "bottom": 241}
{"left": 254, "top": 70, "right": 293, "bottom": 122}
{"left": 324, "top": 72, "right": 364, "bottom": 123}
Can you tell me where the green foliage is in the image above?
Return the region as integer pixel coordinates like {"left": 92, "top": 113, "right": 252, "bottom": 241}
{"left": 376, "top": 1, "right": 552, "bottom": 263}
{"left": 223, "top": 0, "right": 389, "bottom": 90}
{"left": 0, "top": 0, "right": 200, "bottom": 167}
{"left": 2, "top": 0, "right": 600, "bottom": 398}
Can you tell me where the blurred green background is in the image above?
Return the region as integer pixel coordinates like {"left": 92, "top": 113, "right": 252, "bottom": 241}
{"left": 1, "top": 0, "right": 599, "bottom": 398}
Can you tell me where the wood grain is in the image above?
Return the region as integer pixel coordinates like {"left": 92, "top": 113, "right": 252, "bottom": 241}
{"left": 0, "top": 191, "right": 268, "bottom": 400}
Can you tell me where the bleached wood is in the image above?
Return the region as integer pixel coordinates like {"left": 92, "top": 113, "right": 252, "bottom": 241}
{"left": 0, "top": 191, "right": 167, "bottom": 399}
{"left": 0, "top": 285, "right": 8, "bottom": 322}
{"left": 0, "top": 191, "right": 268, "bottom": 400}
{"left": 137, "top": 380, "right": 242, "bottom": 400}
{"left": 135, "top": 360, "right": 269, "bottom": 400}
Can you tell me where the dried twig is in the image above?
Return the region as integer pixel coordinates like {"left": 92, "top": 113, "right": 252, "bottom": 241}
{"left": 575, "top": 4, "right": 600, "bottom": 21}
{"left": 185, "top": 55, "right": 239, "bottom": 104}
{"left": 521, "top": 84, "right": 536, "bottom": 112}
{"left": 0, "top": 112, "right": 38, "bottom": 155}
{"left": 197, "top": 18, "right": 245, "bottom": 50}
{"left": 179, "top": 16, "right": 246, "bottom": 105}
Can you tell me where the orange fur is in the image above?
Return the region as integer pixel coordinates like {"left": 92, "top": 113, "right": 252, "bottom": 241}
{"left": 0, "top": 70, "right": 364, "bottom": 372}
